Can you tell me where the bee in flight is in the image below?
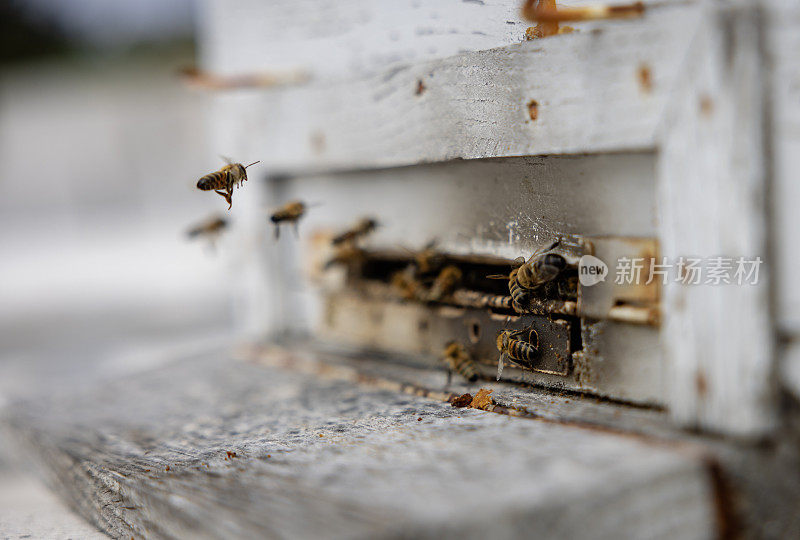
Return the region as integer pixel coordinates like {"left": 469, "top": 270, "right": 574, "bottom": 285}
{"left": 186, "top": 215, "right": 228, "bottom": 249}
{"left": 270, "top": 200, "right": 307, "bottom": 239}
{"left": 441, "top": 341, "right": 479, "bottom": 384}
{"left": 196, "top": 158, "right": 260, "bottom": 209}
{"left": 495, "top": 327, "right": 539, "bottom": 380}
{"left": 332, "top": 217, "right": 379, "bottom": 246}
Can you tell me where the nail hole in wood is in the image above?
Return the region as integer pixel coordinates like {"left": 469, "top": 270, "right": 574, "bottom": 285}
{"left": 527, "top": 99, "right": 539, "bottom": 121}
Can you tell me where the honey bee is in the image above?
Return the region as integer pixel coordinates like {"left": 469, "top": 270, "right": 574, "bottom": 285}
{"left": 489, "top": 240, "right": 567, "bottom": 312}
{"left": 441, "top": 341, "right": 479, "bottom": 384}
{"left": 495, "top": 327, "right": 540, "bottom": 380}
{"left": 196, "top": 158, "right": 259, "bottom": 209}
{"left": 515, "top": 240, "right": 567, "bottom": 290}
{"left": 270, "top": 200, "right": 307, "bottom": 239}
{"left": 400, "top": 241, "right": 444, "bottom": 278}
{"left": 423, "top": 265, "right": 462, "bottom": 302}
{"left": 332, "top": 217, "right": 379, "bottom": 246}
{"left": 186, "top": 215, "right": 228, "bottom": 243}
{"left": 480, "top": 294, "right": 514, "bottom": 310}
{"left": 390, "top": 266, "right": 422, "bottom": 301}
{"left": 507, "top": 267, "right": 532, "bottom": 312}
{"left": 410, "top": 240, "right": 445, "bottom": 275}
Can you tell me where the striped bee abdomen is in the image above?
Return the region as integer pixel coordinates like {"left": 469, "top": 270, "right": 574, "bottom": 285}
{"left": 485, "top": 294, "right": 513, "bottom": 310}
{"left": 508, "top": 269, "right": 530, "bottom": 312}
{"left": 196, "top": 170, "right": 229, "bottom": 191}
{"left": 442, "top": 342, "right": 479, "bottom": 382}
{"left": 508, "top": 339, "right": 536, "bottom": 363}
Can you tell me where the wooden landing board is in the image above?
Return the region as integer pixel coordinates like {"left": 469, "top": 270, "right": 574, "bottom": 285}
{"left": 3, "top": 351, "right": 715, "bottom": 539}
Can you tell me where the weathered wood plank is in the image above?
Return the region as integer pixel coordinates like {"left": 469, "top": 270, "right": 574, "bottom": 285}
{"left": 657, "top": 2, "right": 774, "bottom": 435}
{"left": 3, "top": 352, "right": 715, "bottom": 539}
{"left": 213, "top": 3, "right": 703, "bottom": 173}
{"left": 0, "top": 472, "right": 107, "bottom": 540}
{"left": 201, "top": 0, "right": 692, "bottom": 79}
{"left": 765, "top": 0, "right": 800, "bottom": 334}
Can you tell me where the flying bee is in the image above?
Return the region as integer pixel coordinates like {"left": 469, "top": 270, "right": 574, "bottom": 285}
{"left": 495, "top": 327, "right": 540, "bottom": 380}
{"left": 196, "top": 158, "right": 260, "bottom": 209}
{"left": 441, "top": 341, "right": 479, "bottom": 384}
{"left": 186, "top": 215, "right": 228, "bottom": 247}
{"left": 424, "top": 265, "right": 462, "bottom": 302}
{"left": 270, "top": 200, "right": 307, "bottom": 239}
{"left": 332, "top": 217, "right": 379, "bottom": 246}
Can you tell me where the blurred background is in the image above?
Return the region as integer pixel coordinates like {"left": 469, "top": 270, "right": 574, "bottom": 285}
{"left": 0, "top": 0, "right": 239, "bottom": 408}
{"left": 0, "top": 2, "right": 239, "bottom": 532}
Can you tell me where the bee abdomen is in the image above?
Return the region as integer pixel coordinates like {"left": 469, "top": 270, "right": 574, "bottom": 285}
{"left": 453, "top": 357, "right": 478, "bottom": 382}
{"left": 196, "top": 171, "right": 228, "bottom": 191}
{"left": 509, "top": 339, "right": 537, "bottom": 364}
{"left": 443, "top": 343, "right": 479, "bottom": 382}
{"left": 509, "top": 275, "right": 530, "bottom": 312}
{"left": 485, "top": 294, "right": 513, "bottom": 310}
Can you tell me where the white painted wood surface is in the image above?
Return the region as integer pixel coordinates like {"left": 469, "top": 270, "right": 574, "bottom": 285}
{"left": 200, "top": 0, "right": 686, "bottom": 80}
{"left": 216, "top": 3, "right": 701, "bottom": 173}
{"left": 657, "top": 2, "right": 774, "bottom": 436}
{"left": 765, "top": 0, "right": 800, "bottom": 401}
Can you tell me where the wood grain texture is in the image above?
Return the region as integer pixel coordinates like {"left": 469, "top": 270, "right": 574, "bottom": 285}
{"left": 213, "top": 3, "right": 702, "bottom": 174}
{"left": 201, "top": 0, "right": 689, "bottom": 79}
{"left": 765, "top": 0, "right": 800, "bottom": 333}
{"left": 2, "top": 352, "right": 716, "bottom": 539}
{"left": 657, "top": 2, "right": 774, "bottom": 436}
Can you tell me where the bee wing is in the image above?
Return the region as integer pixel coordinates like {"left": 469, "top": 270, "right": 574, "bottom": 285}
{"left": 496, "top": 353, "right": 508, "bottom": 380}
{"left": 529, "top": 238, "right": 562, "bottom": 259}
{"left": 547, "top": 238, "right": 562, "bottom": 251}
{"left": 219, "top": 155, "right": 234, "bottom": 165}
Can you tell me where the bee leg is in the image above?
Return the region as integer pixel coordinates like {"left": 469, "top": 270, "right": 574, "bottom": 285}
{"left": 215, "top": 190, "right": 232, "bottom": 209}
{"left": 528, "top": 329, "right": 540, "bottom": 349}
{"left": 446, "top": 369, "right": 452, "bottom": 388}
{"left": 293, "top": 222, "right": 300, "bottom": 239}
{"left": 274, "top": 224, "right": 280, "bottom": 240}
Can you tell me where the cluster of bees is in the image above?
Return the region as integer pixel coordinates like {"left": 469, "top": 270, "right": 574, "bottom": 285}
{"left": 323, "top": 224, "right": 575, "bottom": 384}
{"left": 189, "top": 158, "right": 575, "bottom": 385}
